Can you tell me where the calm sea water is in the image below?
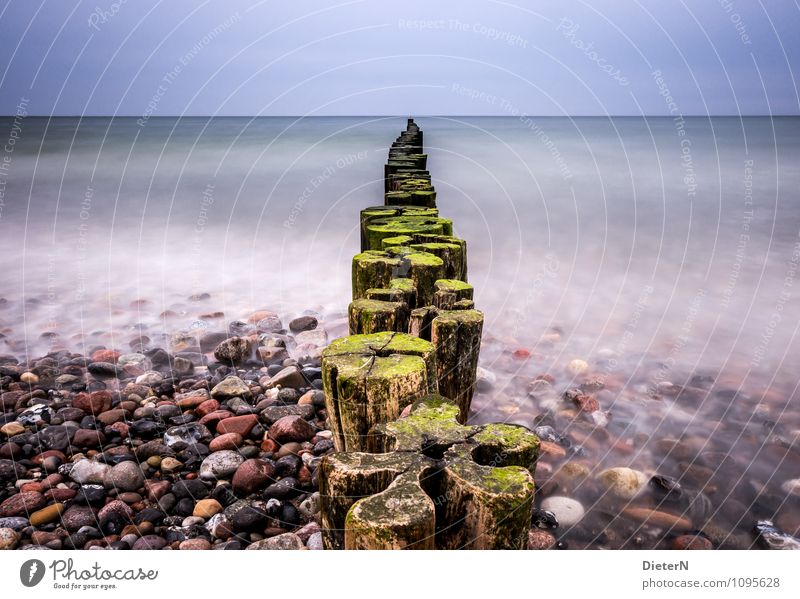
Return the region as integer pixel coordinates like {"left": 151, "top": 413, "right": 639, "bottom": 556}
{"left": 2, "top": 116, "right": 798, "bottom": 373}
{"left": 1, "top": 116, "right": 799, "bottom": 541}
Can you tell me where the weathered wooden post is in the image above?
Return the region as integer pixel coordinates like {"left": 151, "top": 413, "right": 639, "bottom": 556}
{"left": 320, "top": 331, "right": 437, "bottom": 452}
{"left": 318, "top": 119, "right": 538, "bottom": 550}
{"left": 319, "top": 395, "right": 539, "bottom": 550}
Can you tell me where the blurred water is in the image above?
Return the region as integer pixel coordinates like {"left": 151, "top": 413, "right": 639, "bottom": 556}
{"left": 1, "top": 116, "right": 798, "bottom": 376}
{"left": 1, "top": 116, "right": 799, "bottom": 541}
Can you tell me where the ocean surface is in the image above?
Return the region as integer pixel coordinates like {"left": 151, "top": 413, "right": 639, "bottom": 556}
{"left": 1, "top": 117, "right": 799, "bottom": 532}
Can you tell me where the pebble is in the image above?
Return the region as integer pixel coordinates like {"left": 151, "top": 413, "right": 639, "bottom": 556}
{"left": 29, "top": 503, "right": 65, "bottom": 527}
{"left": 527, "top": 530, "right": 556, "bottom": 550}
{"left": 265, "top": 366, "right": 307, "bottom": 389}
{"left": 269, "top": 415, "right": 315, "bottom": 444}
{"left": 209, "top": 433, "right": 244, "bottom": 452}
{"left": 193, "top": 499, "right": 223, "bottom": 519}
{"left": 246, "top": 532, "right": 304, "bottom": 550}
{"left": 104, "top": 461, "right": 145, "bottom": 492}
{"left": 0, "top": 527, "right": 20, "bottom": 549}
{"left": 540, "top": 496, "right": 584, "bottom": 527}
{"left": 289, "top": 316, "right": 318, "bottom": 333}
{"left": 199, "top": 451, "right": 245, "bottom": 481}
{"left": 621, "top": 507, "right": 693, "bottom": 531}
{"left": 180, "top": 538, "right": 212, "bottom": 550}
{"left": 214, "top": 337, "right": 251, "bottom": 365}
{"left": 306, "top": 531, "right": 324, "bottom": 550}
{"left": 0, "top": 492, "right": 47, "bottom": 517}
{"left": 671, "top": 535, "right": 713, "bottom": 550}
{"left": 597, "top": 467, "right": 648, "bottom": 499}
{"left": 780, "top": 478, "right": 800, "bottom": 496}
{"left": 567, "top": 359, "right": 589, "bottom": 376}
{"left": 298, "top": 492, "right": 321, "bottom": 518}
{"left": 210, "top": 376, "right": 251, "bottom": 399}
{"left": 232, "top": 459, "right": 276, "bottom": 495}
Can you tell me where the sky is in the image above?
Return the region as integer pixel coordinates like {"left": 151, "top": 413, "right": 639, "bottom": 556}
{"left": 0, "top": 0, "right": 798, "bottom": 116}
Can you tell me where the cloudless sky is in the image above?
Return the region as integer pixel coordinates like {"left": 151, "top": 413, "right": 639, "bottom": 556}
{"left": 0, "top": 0, "right": 798, "bottom": 116}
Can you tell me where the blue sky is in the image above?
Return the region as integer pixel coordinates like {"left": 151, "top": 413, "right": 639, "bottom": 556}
{"left": 0, "top": 0, "right": 798, "bottom": 116}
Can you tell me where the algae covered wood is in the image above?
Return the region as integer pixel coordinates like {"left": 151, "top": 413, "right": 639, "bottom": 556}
{"left": 348, "top": 298, "right": 409, "bottom": 335}
{"left": 433, "top": 279, "right": 473, "bottom": 309}
{"left": 363, "top": 215, "right": 453, "bottom": 252}
{"left": 365, "top": 277, "right": 418, "bottom": 310}
{"left": 319, "top": 395, "right": 540, "bottom": 550}
{"left": 345, "top": 466, "right": 436, "bottom": 549}
{"left": 359, "top": 206, "right": 439, "bottom": 252}
{"left": 435, "top": 444, "right": 535, "bottom": 550}
{"left": 430, "top": 309, "right": 483, "bottom": 423}
{"left": 320, "top": 332, "right": 437, "bottom": 451}
{"left": 351, "top": 251, "right": 404, "bottom": 300}
{"left": 319, "top": 452, "right": 421, "bottom": 550}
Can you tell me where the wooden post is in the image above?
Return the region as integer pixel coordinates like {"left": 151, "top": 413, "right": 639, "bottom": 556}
{"left": 348, "top": 298, "right": 409, "bottom": 335}
{"left": 431, "top": 309, "right": 484, "bottom": 424}
{"left": 320, "top": 332, "right": 437, "bottom": 452}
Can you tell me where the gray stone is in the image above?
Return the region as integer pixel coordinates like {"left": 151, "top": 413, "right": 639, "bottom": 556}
{"left": 199, "top": 450, "right": 245, "bottom": 481}
{"left": 211, "top": 376, "right": 252, "bottom": 399}
{"left": 104, "top": 461, "right": 145, "bottom": 492}
{"left": 246, "top": 532, "right": 303, "bottom": 550}
{"left": 69, "top": 459, "right": 111, "bottom": 485}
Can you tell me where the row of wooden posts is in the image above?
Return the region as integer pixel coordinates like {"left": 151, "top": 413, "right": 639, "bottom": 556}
{"left": 318, "top": 119, "right": 540, "bottom": 549}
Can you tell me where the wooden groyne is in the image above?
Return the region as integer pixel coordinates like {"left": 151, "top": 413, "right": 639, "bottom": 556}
{"left": 319, "top": 119, "right": 540, "bottom": 549}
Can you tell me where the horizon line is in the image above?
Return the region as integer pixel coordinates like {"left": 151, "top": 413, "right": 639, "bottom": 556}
{"left": 1, "top": 113, "right": 797, "bottom": 119}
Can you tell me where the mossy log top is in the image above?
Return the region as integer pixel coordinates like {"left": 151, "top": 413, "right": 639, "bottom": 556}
{"left": 351, "top": 251, "right": 403, "bottom": 300}
{"left": 319, "top": 395, "right": 540, "bottom": 550}
{"left": 363, "top": 215, "right": 453, "bottom": 252}
{"left": 379, "top": 233, "right": 468, "bottom": 282}
{"left": 354, "top": 249, "right": 444, "bottom": 306}
{"left": 321, "top": 332, "right": 438, "bottom": 452}
{"left": 348, "top": 298, "right": 409, "bottom": 335}
{"left": 360, "top": 205, "right": 439, "bottom": 251}
{"left": 365, "top": 277, "right": 418, "bottom": 310}
{"left": 345, "top": 466, "right": 436, "bottom": 549}
{"left": 369, "top": 394, "right": 539, "bottom": 471}
{"left": 319, "top": 451, "right": 421, "bottom": 550}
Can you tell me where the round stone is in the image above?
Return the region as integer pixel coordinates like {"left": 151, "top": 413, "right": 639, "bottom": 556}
{"left": 179, "top": 538, "right": 211, "bottom": 550}
{"left": 104, "top": 461, "right": 145, "bottom": 492}
{"left": 540, "top": 496, "right": 585, "bottom": 527}
{"left": 567, "top": 359, "right": 589, "bottom": 375}
{"left": 0, "top": 527, "right": 20, "bottom": 550}
{"left": 232, "top": 459, "right": 276, "bottom": 496}
{"left": 527, "top": 529, "right": 556, "bottom": 550}
{"left": 671, "top": 535, "right": 713, "bottom": 550}
{"left": 199, "top": 450, "right": 245, "bottom": 481}
{"left": 597, "top": 467, "right": 649, "bottom": 499}
{"left": 193, "top": 498, "right": 223, "bottom": 519}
